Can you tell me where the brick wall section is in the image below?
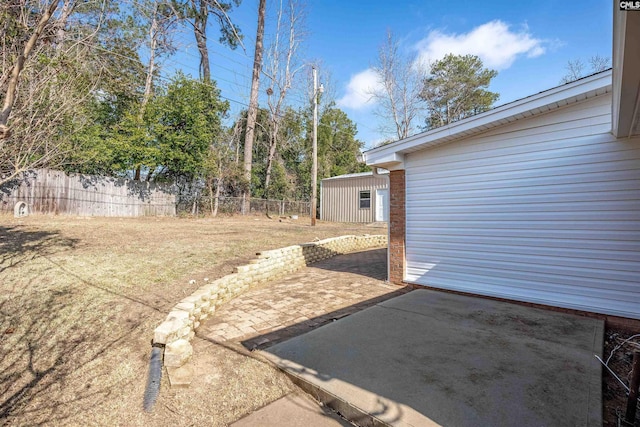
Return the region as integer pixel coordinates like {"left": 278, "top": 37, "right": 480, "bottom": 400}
{"left": 389, "top": 170, "right": 406, "bottom": 285}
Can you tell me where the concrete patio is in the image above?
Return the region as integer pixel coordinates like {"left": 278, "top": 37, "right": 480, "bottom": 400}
{"left": 195, "top": 248, "right": 604, "bottom": 426}
{"left": 261, "top": 289, "right": 604, "bottom": 427}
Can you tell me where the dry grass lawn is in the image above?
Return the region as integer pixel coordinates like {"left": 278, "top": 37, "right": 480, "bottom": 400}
{"left": 0, "top": 214, "right": 381, "bottom": 426}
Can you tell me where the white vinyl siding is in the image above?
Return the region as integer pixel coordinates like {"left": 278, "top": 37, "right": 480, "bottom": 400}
{"left": 404, "top": 93, "right": 640, "bottom": 319}
{"left": 320, "top": 175, "right": 388, "bottom": 222}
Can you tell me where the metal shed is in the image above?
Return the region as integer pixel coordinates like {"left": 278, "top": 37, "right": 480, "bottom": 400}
{"left": 320, "top": 171, "right": 389, "bottom": 223}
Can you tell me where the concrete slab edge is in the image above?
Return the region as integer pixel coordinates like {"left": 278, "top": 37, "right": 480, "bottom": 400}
{"left": 285, "top": 370, "right": 390, "bottom": 427}
{"left": 260, "top": 352, "right": 411, "bottom": 427}
{"left": 589, "top": 323, "right": 605, "bottom": 427}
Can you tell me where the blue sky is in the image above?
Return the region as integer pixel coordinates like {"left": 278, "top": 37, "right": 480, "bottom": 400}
{"left": 165, "top": 0, "right": 613, "bottom": 149}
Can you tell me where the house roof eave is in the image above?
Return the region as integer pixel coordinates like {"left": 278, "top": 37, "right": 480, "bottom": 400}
{"left": 364, "top": 70, "right": 612, "bottom": 169}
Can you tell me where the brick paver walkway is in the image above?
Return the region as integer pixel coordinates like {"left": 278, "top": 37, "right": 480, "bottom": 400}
{"left": 197, "top": 248, "right": 409, "bottom": 350}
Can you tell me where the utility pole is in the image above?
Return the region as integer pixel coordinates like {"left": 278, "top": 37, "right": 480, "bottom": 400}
{"left": 311, "top": 67, "right": 318, "bottom": 226}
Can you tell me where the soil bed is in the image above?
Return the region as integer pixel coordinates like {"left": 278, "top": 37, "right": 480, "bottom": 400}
{"left": 603, "top": 327, "right": 640, "bottom": 427}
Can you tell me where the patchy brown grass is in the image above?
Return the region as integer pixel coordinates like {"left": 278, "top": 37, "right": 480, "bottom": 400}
{"left": 0, "top": 214, "right": 382, "bottom": 426}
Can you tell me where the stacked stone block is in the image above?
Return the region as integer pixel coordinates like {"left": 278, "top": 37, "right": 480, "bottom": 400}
{"left": 153, "top": 234, "right": 387, "bottom": 376}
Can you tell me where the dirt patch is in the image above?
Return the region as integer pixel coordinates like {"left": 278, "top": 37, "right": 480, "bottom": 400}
{"left": 603, "top": 327, "right": 640, "bottom": 427}
{"left": 0, "top": 214, "right": 382, "bottom": 426}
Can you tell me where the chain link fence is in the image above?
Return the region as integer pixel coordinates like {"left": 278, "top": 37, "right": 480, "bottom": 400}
{"left": 181, "top": 195, "right": 311, "bottom": 217}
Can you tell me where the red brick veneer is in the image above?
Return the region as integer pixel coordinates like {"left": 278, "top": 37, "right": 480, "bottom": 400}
{"left": 389, "top": 170, "right": 406, "bottom": 285}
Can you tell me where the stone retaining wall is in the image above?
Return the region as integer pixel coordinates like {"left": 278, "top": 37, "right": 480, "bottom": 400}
{"left": 153, "top": 234, "right": 387, "bottom": 374}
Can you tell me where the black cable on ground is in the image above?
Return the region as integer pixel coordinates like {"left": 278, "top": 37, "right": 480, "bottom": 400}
{"left": 143, "top": 345, "right": 164, "bottom": 412}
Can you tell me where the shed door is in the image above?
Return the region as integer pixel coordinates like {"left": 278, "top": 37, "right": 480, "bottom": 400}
{"left": 403, "top": 95, "right": 640, "bottom": 319}
{"left": 376, "top": 189, "right": 389, "bottom": 221}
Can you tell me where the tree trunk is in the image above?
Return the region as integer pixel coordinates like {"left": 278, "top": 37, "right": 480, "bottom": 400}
{"left": 235, "top": 134, "right": 240, "bottom": 163}
{"left": 264, "top": 126, "right": 278, "bottom": 198}
{"left": 55, "top": 0, "right": 75, "bottom": 50}
{"left": 212, "top": 177, "right": 221, "bottom": 217}
{"left": 142, "top": 6, "right": 159, "bottom": 109}
{"left": 208, "top": 180, "right": 214, "bottom": 215}
{"left": 192, "top": 0, "right": 210, "bottom": 82}
{"left": 263, "top": 124, "right": 279, "bottom": 218}
{"left": 242, "top": 0, "right": 266, "bottom": 214}
{"left": 191, "top": 188, "right": 198, "bottom": 215}
{"left": 129, "top": 3, "right": 161, "bottom": 181}
{"left": 0, "top": 1, "right": 59, "bottom": 143}
{"left": 233, "top": 119, "right": 240, "bottom": 163}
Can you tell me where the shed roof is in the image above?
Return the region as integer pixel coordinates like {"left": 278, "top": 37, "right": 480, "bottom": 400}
{"left": 321, "top": 171, "right": 388, "bottom": 182}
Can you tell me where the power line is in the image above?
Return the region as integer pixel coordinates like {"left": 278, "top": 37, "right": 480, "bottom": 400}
{"left": 78, "top": 40, "right": 378, "bottom": 141}
{"left": 161, "top": 55, "right": 252, "bottom": 91}
{"left": 131, "top": 0, "right": 254, "bottom": 66}
{"left": 120, "top": 1, "right": 383, "bottom": 142}
{"left": 81, "top": 40, "right": 252, "bottom": 102}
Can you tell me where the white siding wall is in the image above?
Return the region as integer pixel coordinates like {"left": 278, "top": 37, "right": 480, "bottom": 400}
{"left": 321, "top": 175, "right": 388, "bottom": 222}
{"left": 405, "top": 93, "right": 640, "bottom": 319}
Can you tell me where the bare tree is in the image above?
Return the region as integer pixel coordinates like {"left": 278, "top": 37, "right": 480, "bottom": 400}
{"left": 370, "top": 30, "right": 426, "bottom": 141}
{"left": 242, "top": 0, "right": 265, "bottom": 214}
{"left": 261, "top": 0, "right": 305, "bottom": 212}
{"left": 0, "top": 1, "right": 59, "bottom": 143}
{"left": 0, "top": 1, "right": 143, "bottom": 186}
{"left": 53, "top": 0, "right": 76, "bottom": 49}
{"left": 560, "top": 55, "right": 610, "bottom": 84}
{"left": 589, "top": 54, "right": 610, "bottom": 73}
{"left": 560, "top": 59, "right": 585, "bottom": 84}
{"left": 140, "top": 1, "right": 176, "bottom": 108}
{"left": 0, "top": 0, "right": 107, "bottom": 186}
{"left": 0, "top": 59, "right": 96, "bottom": 184}
{"left": 204, "top": 124, "right": 241, "bottom": 216}
{"left": 134, "top": 0, "right": 177, "bottom": 180}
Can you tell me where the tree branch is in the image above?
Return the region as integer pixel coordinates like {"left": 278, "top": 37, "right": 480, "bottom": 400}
{"left": 0, "top": 0, "right": 59, "bottom": 143}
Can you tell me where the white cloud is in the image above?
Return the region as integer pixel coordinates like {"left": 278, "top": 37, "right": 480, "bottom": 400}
{"left": 337, "top": 69, "right": 383, "bottom": 110}
{"left": 338, "top": 21, "right": 545, "bottom": 110}
{"left": 416, "top": 20, "right": 545, "bottom": 70}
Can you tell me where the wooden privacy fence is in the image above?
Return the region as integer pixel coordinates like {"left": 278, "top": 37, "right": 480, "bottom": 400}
{"left": 0, "top": 169, "right": 176, "bottom": 216}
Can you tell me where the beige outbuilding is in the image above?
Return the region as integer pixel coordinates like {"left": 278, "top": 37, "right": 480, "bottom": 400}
{"left": 320, "top": 171, "right": 389, "bottom": 223}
